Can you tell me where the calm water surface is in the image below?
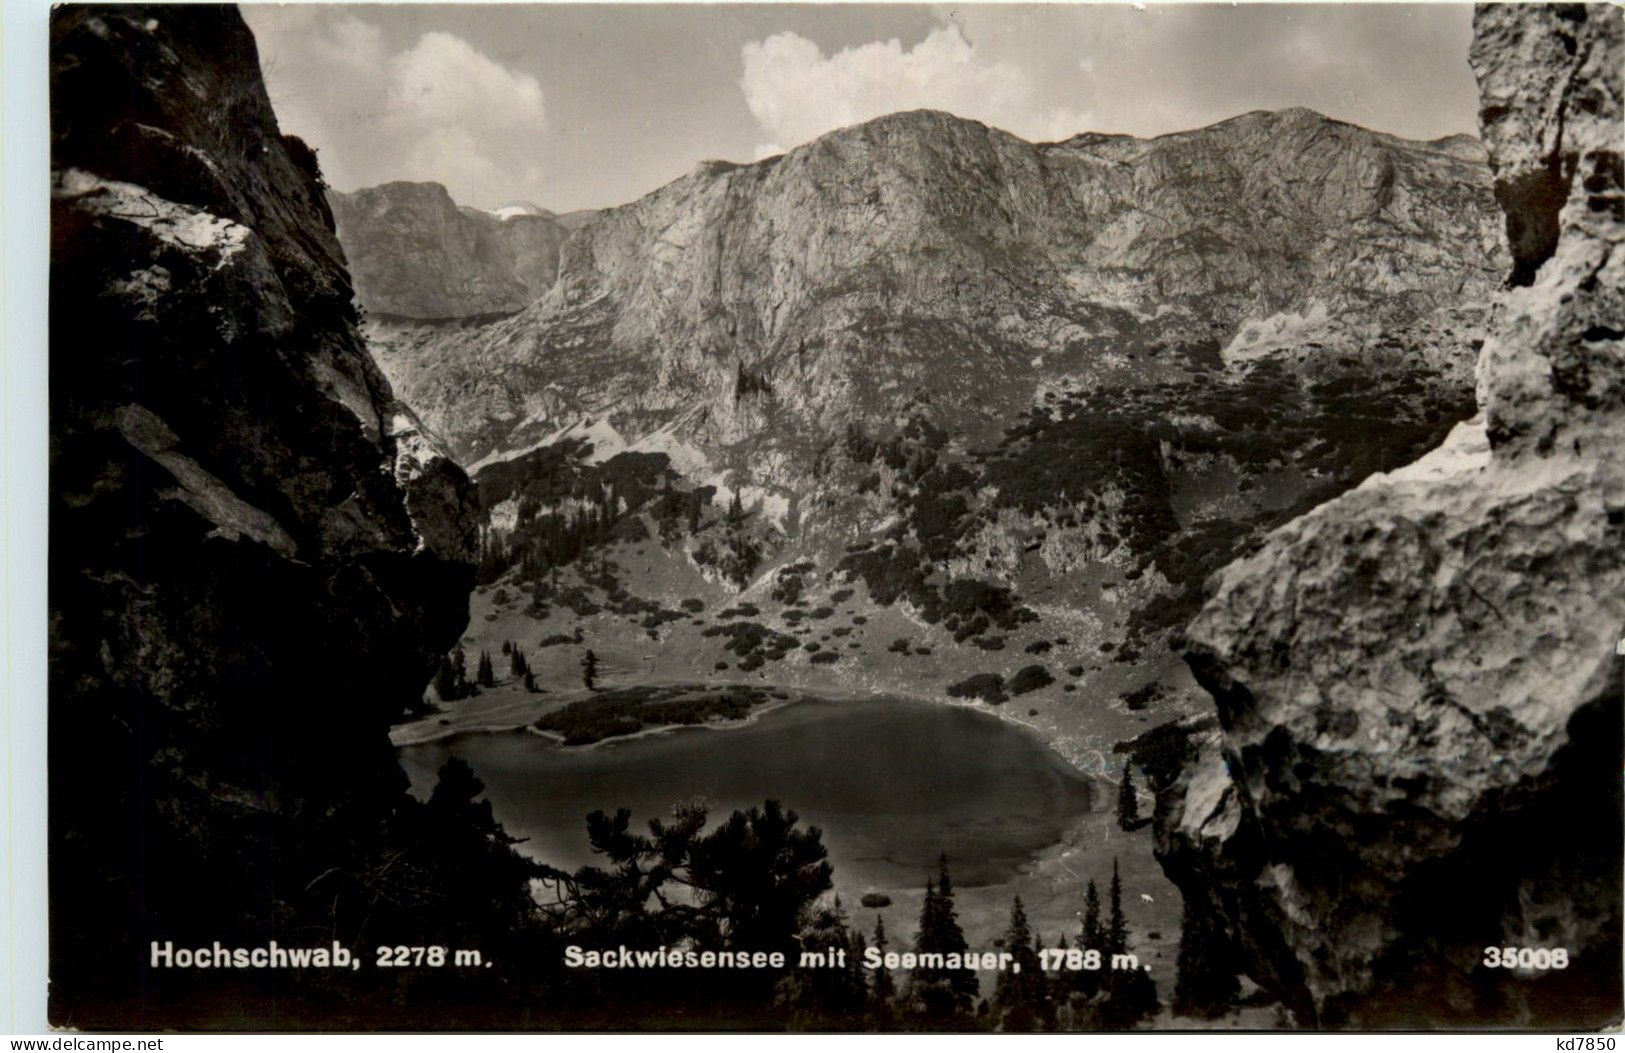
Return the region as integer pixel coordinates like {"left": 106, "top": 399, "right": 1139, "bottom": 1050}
{"left": 398, "top": 696, "right": 1093, "bottom": 891}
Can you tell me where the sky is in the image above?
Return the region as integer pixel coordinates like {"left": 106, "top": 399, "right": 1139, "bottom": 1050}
{"left": 242, "top": 3, "right": 1482, "bottom": 214}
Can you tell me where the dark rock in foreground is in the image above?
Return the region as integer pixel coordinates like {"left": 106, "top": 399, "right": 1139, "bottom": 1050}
{"left": 49, "top": 5, "right": 478, "bottom": 1023}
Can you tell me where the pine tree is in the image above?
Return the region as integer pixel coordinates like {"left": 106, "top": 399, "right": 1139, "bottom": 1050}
{"left": 1116, "top": 760, "right": 1140, "bottom": 830}
{"left": 934, "top": 854, "right": 978, "bottom": 1009}
{"left": 476, "top": 650, "right": 495, "bottom": 688}
{"left": 523, "top": 669, "right": 537, "bottom": 693}
{"left": 1075, "top": 879, "right": 1105, "bottom": 999}
{"left": 582, "top": 648, "right": 598, "bottom": 690}
{"left": 993, "top": 896, "right": 1053, "bottom": 1031}
{"left": 1172, "top": 895, "right": 1240, "bottom": 1019}
{"left": 777, "top": 898, "right": 868, "bottom": 1021}
{"left": 909, "top": 877, "right": 952, "bottom": 1017}
{"left": 501, "top": 639, "right": 512, "bottom": 656}
{"left": 452, "top": 644, "right": 467, "bottom": 683}
{"left": 871, "top": 915, "right": 895, "bottom": 1008}
{"left": 910, "top": 855, "right": 977, "bottom": 1018}
{"left": 509, "top": 646, "right": 527, "bottom": 678}
{"left": 1050, "top": 933, "right": 1076, "bottom": 1010}
{"left": 1096, "top": 854, "right": 1159, "bottom": 1027}
{"left": 913, "top": 876, "right": 939, "bottom": 978}
{"left": 1107, "top": 858, "right": 1128, "bottom": 957}
{"left": 1103, "top": 958, "right": 1160, "bottom": 1030}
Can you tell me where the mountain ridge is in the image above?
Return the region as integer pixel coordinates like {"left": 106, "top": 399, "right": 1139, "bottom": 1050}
{"left": 329, "top": 179, "right": 569, "bottom": 318}
{"left": 357, "top": 104, "right": 1502, "bottom": 482}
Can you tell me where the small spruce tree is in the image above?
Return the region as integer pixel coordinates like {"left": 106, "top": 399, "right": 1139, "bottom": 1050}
{"left": 871, "top": 915, "right": 895, "bottom": 1008}
{"left": 1107, "top": 858, "right": 1129, "bottom": 957}
{"left": 993, "top": 896, "right": 1053, "bottom": 1031}
{"left": 1172, "top": 895, "right": 1240, "bottom": 1019}
{"left": 1075, "top": 878, "right": 1106, "bottom": 999}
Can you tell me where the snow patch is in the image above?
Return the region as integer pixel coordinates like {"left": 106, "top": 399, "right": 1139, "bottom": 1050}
{"left": 486, "top": 201, "right": 551, "bottom": 221}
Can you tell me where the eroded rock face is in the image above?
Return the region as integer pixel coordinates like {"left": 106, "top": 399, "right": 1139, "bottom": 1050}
{"left": 48, "top": 5, "right": 477, "bottom": 1016}
{"left": 365, "top": 106, "right": 1504, "bottom": 468}
{"left": 1157, "top": 3, "right": 1623, "bottom": 1028}
{"left": 328, "top": 182, "right": 568, "bottom": 318}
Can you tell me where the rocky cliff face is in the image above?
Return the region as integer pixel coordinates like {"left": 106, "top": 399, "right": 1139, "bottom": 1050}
{"left": 365, "top": 107, "right": 1503, "bottom": 470}
{"left": 329, "top": 181, "right": 568, "bottom": 318}
{"left": 49, "top": 6, "right": 479, "bottom": 1020}
{"left": 1155, "top": 3, "right": 1623, "bottom": 1028}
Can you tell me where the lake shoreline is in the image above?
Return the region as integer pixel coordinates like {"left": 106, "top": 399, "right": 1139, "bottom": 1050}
{"left": 394, "top": 691, "right": 1164, "bottom": 970}
{"left": 391, "top": 678, "right": 1099, "bottom": 775}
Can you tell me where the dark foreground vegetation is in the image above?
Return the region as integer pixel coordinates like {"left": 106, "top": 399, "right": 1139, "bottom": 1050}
{"left": 374, "top": 760, "right": 1203, "bottom": 1031}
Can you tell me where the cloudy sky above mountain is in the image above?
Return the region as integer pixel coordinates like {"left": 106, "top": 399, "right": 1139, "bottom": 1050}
{"left": 244, "top": 3, "right": 1480, "bottom": 213}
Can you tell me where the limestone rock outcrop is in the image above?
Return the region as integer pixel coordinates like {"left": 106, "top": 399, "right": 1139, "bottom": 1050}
{"left": 1156, "top": 3, "right": 1622, "bottom": 1028}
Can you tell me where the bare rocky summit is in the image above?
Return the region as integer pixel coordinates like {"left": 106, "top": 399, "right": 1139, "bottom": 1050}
{"left": 360, "top": 106, "right": 1504, "bottom": 471}
{"left": 329, "top": 180, "right": 569, "bottom": 318}
{"left": 1156, "top": 2, "right": 1623, "bottom": 1028}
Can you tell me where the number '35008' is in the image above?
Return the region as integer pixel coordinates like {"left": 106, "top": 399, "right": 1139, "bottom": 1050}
{"left": 1482, "top": 946, "right": 1568, "bottom": 970}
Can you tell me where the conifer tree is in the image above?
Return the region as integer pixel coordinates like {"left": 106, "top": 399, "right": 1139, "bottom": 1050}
{"left": 993, "top": 896, "right": 1053, "bottom": 1031}
{"left": 1050, "top": 933, "right": 1076, "bottom": 1009}
{"left": 1172, "top": 896, "right": 1240, "bottom": 1019}
{"left": 1117, "top": 760, "right": 1140, "bottom": 830}
{"left": 1082, "top": 879, "right": 1103, "bottom": 952}
{"left": 1075, "top": 879, "right": 1105, "bottom": 999}
{"left": 913, "top": 876, "right": 939, "bottom": 979}
{"left": 909, "top": 856, "right": 977, "bottom": 1018}
{"left": 908, "top": 877, "right": 955, "bottom": 1018}
{"left": 870, "top": 915, "right": 895, "bottom": 1007}
{"left": 476, "top": 650, "right": 495, "bottom": 687}
{"left": 1107, "top": 858, "right": 1129, "bottom": 957}
{"left": 934, "top": 854, "right": 978, "bottom": 1009}
{"left": 582, "top": 648, "right": 598, "bottom": 690}
{"left": 777, "top": 897, "right": 868, "bottom": 1021}
{"left": 501, "top": 639, "right": 512, "bottom": 656}
{"left": 523, "top": 669, "right": 537, "bottom": 693}
{"left": 1103, "top": 951, "right": 1160, "bottom": 1029}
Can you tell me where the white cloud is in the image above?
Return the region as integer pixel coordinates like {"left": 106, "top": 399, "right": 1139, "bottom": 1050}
{"left": 738, "top": 23, "right": 1092, "bottom": 153}
{"left": 247, "top": 11, "right": 546, "bottom": 207}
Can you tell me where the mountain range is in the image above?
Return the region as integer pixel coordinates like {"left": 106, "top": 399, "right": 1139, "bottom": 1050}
{"left": 346, "top": 107, "right": 1503, "bottom": 479}
{"left": 331, "top": 103, "right": 1512, "bottom": 779}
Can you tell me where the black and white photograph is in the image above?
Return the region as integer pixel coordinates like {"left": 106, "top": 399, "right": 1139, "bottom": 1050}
{"left": 13, "top": 0, "right": 1624, "bottom": 1036}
